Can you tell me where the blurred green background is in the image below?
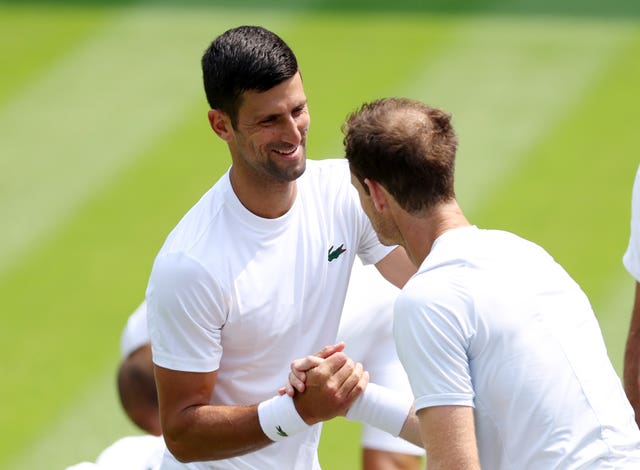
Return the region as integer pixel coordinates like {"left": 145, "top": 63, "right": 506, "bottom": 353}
{"left": 1, "top": 0, "right": 639, "bottom": 468}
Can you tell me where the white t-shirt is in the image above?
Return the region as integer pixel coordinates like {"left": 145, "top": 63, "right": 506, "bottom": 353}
{"left": 96, "top": 435, "right": 165, "bottom": 469}
{"left": 66, "top": 435, "right": 165, "bottom": 470}
{"left": 624, "top": 165, "right": 640, "bottom": 281}
{"left": 120, "top": 302, "right": 149, "bottom": 358}
{"left": 146, "top": 159, "right": 392, "bottom": 469}
{"left": 395, "top": 226, "right": 640, "bottom": 469}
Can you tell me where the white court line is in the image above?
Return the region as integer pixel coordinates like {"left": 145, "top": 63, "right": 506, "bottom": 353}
{"left": 3, "top": 11, "right": 636, "bottom": 470}
{"left": 397, "top": 16, "right": 636, "bottom": 373}
{"left": 400, "top": 16, "right": 636, "bottom": 215}
{"left": 0, "top": 6, "right": 298, "bottom": 279}
{"left": 0, "top": 7, "right": 304, "bottom": 469}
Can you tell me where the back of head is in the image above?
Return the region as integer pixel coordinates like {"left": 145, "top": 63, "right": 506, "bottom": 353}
{"left": 343, "top": 97, "right": 458, "bottom": 214}
{"left": 201, "top": 25, "right": 299, "bottom": 127}
{"left": 117, "top": 343, "right": 161, "bottom": 436}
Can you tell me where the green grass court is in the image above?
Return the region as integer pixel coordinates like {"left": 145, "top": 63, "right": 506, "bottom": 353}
{"left": 1, "top": 1, "right": 639, "bottom": 468}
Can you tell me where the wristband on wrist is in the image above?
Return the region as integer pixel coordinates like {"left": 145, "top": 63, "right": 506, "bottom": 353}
{"left": 257, "top": 394, "right": 311, "bottom": 442}
{"left": 345, "top": 383, "right": 413, "bottom": 437}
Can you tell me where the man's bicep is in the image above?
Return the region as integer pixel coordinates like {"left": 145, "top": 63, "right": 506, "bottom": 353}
{"left": 633, "top": 281, "right": 640, "bottom": 316}
{"left": 623, "top": 281, "right": 640, "bottom": 425}
{"left": 154, "top": 365, "right": 217, "bottom": 430}
{"left": 418, "top": 405, "right": 479, "bottom": 470}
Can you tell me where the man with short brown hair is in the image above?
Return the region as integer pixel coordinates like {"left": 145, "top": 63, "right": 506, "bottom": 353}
{"left": 344, "top": 97, "right": 640, "bottom": 469}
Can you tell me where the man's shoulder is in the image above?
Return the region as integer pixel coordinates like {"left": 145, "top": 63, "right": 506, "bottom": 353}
{"left": 157, "top": 173, "right": 231, "bottom": 254}
{"left": 303, "top": 158, "right": 349, "bottom": 179}
{"left": 300, "top": 158, "right": 352, "bottom": 197}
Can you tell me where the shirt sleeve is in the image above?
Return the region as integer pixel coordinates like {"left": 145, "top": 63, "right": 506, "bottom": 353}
{"left": 624, "top": 165, "right": 640, "bottom": 281}
{"left": 146, "top": 251, "right": 226, "bottom": 373}
{"left": 393, "top": 274, "right": 476, "bottom": 411}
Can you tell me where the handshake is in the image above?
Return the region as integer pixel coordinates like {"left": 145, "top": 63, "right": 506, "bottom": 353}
{"left": 257, "top": 342, "right": 422, "bottom": 447}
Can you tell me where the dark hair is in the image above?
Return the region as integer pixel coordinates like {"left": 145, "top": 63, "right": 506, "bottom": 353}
{"left": 201, "top": 26, "right": 299, "bottom": 127}
{"left": 343, "top": 97, "right": 458, "bottom": 214}
{"left": 117, "top": 344, "right": 159, "bottom": 435}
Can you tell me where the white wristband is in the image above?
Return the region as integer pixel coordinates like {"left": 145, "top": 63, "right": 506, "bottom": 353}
{"left": 257, "top": 394, "right": 311, "bottom": 442}
{"left": 345, "top": 383, "right": 413, "bottom": 437}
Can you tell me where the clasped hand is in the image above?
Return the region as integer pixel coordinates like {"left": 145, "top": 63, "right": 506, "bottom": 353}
{"left": 280, "top": 342, "right": 369, "bottom": 425}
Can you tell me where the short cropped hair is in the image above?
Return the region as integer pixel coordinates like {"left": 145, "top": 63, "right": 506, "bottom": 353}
{"left": 201, "top": 25, "right": 299, "bottom": 127}
{"left": 117, "top": 344, "right": 160, "bottom": 435}
{"left": 343, "top": 97, "right": 458, "bottom": 214}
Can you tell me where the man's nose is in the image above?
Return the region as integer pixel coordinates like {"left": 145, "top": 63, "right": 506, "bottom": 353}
{"left": 281, "top": 115, "right": 303, "bottom": 144}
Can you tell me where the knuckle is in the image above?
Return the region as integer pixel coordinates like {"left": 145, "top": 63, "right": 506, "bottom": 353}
{"left": 333, "top": 351, "right": 346, "bottom": 361}
{"left": 344, "top": 359, "right": 355, "bottom": 373}
{"left": 326, "top": 381, "right": 338, "bottom": 395}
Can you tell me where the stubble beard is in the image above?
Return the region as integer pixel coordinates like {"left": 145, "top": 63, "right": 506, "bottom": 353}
{"left": 264, "top": 140, "right": 307, "bottom": 183}
{"left": 371, "top": 211, "right": 400, "bottom": 247}
{"left": 265, "top": 155, "right": 306, "bottom": 183}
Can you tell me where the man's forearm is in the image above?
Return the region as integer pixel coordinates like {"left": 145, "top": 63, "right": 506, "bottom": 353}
{"left": 163, "top": 403, "right": 272, "bottom": 462}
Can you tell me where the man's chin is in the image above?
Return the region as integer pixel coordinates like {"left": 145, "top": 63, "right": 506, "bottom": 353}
{"left": 286, "top": 158, "right": 306, "bottom": 181}
{"left": 268, "top": 158, "right": 306, "bottom": 182}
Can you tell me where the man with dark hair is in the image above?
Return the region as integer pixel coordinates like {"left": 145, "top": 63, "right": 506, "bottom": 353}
{"left": 201, "top": 25, "right": 299, "bottom": 129}
{"left": 343, "top": 97, "right": 640, "bottom": 469}
{"left": 146, "top": 27, "right": 420, "bottom": 469}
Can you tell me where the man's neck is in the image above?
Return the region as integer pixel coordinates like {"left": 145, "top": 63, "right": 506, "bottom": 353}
{"left": 229, "top": 166, "right": 297, "bottom": 219}
{"left": 400, "top": 199, "right": 470, "bottom": 267}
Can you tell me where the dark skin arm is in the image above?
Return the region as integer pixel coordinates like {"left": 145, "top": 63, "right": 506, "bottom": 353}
{"left": 155, "top": 351, "right": 366, "bottom": 463}
{"left": 623, "top": 280, "right": 640, "bottom": 428}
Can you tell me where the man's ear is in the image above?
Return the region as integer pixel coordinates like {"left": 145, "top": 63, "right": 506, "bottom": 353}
{"left": 364, "top": 178, "right": 388, "bottom": 213}
{"left": 208, "top": 109, "right": 233, "bottom": 142}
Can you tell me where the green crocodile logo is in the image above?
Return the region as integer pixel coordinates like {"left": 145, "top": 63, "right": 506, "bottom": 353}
{"left": 328, "top": 244, "right": 346, "bottom": 262}
{"left": 276, "top": 425, "right": 288, "bottom": 437}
